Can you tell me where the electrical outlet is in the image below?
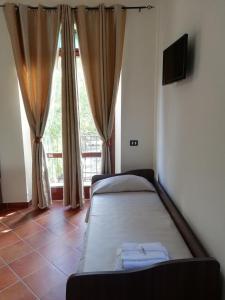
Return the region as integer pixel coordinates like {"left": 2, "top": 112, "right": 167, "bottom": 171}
{"left": 130, "top": 140, "right": 138, "bottom": 146}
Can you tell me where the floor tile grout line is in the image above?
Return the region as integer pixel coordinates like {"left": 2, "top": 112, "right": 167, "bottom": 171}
{"left": 0, "top": 227, "right": 77, "bottom": 267}
{"left": 0, "top": 221, "right": 80, "bottom": 250}
{"left": 10, "top": 269, "right": 40, "bottom": 299}
{"left": 0, "top": 221, "right": 9, "bottom": 229}
{"left": 1, "top": 205, "right": 85, "bottom": 232}
{"left": 0, "top": 218, "right": 42, "bottom": 252}
{"left": 0, "top": 208, "right": 50, "bottom": 228}
{"left": 0, "top": 221, "right": 46, "bottom": 240}
{"left": 9, "top": 228, "right": 68, "bottom": 276}
{"left": 14, "top": 224, "right": 46, "bottom": 239}
{"left": 0, "top": 203, "right": 89, "bottom": 298}
{"left": 0, "top": 255, "right": 40, "bottom": 299}
{"left": 26, "top": 240, "right": 78, "bottom": 278}
{"left": 26, "top": 226, "right": 85, "bottom": 278}
{"left": 49, "top": 252, "right": 82, "bottom": 277}
{"left": 1, "top": 245, "right": 34, "bottom": 265}
{"left": 0, "top": 280, "right": 20, "bottom": 293}
{"left": 0, "top": 229, "right": 40, "bottom": 297}
{"left": 33, "top": 215, "right": 68, "bottom": 226}
{"left": 0, "top": 220, "right": 12, "bottom": 230}
{"left": 0, "top": 225, "right": 68, "bottom": 298}
{"left": 10, "top": 213, "right": 79, "bottom": 241}
{"left": 13, "top": 220, "right": 55, "bottom": 240}
{"left": 8, "top": 220, "right": 75, "bottom": 280}
{"left": 0, "top": 214, "right": 86, "bottom": 256}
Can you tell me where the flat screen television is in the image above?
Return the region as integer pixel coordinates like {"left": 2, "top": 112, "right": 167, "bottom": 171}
{"left": 162, "top": 34, "right": 188, "bottom": 85}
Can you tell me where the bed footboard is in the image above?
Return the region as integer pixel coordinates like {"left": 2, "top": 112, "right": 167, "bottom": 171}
{"left": 66, "top": 258, "right": 221, "bottom": 300}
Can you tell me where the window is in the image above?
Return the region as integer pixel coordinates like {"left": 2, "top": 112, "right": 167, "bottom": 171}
{"left": 44, "top": 55, "right": 63, "bottom": 187}
{"left": 44, "top": 31, "right": 102, "bottom": 193}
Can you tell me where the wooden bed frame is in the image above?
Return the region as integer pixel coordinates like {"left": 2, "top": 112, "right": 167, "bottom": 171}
{"left": 66, "top": 169, "right": 221, "bottom": 300}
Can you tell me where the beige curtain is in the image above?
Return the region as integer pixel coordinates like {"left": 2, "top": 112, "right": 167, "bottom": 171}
{"left": 75, "top": 5, "right": 126, "bottom": 174}
{"left": 61, "top": 5, "right": 83, "bottom": 208}
{"left": 4, "top": 4, "right": 60, "bottom": 209}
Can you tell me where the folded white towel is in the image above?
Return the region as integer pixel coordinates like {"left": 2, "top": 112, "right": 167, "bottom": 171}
{"left": 123, "top": 257, "right": 169, "bottom": 270}
{"left": 121, "top": 250, "right": 169, "bottom": 261}
{"left": 121, "top": 242, "right": 168, "bottom": 255}
{"left": 116, "top": 242, "right": 170, "bottom": 271}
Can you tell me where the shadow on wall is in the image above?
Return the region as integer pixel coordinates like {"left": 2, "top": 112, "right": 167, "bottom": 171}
{"left": 175, "top": 30, "right": 201, "bottom": 88}
{"left": 186, "top": 32, "right": 199, "bottom": 78}
{"left": 187, "top": 35, "right": 196, "bottom": 77}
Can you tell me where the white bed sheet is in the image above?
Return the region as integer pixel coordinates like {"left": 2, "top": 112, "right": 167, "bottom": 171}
{"left": 79, "top": 191, "right": 192, "bottom": 273}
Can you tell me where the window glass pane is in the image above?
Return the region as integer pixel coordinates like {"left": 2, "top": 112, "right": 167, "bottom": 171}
{"left": 44, "top": 32, "right": 102, "bottom": 187}
{"left": 75, "top": 31, "right": 79, "bottom": 48}
{"left": 76, "top": 56, "right": 102, "bottom": 184}
{"left": 76, "top": 58, "right": 98, "bottom": 136}
{"left": 83, "top": 157, "right": 101, "bottom": 185}
{"left": 44, "top": 56, "right": 63, "bottom": 185}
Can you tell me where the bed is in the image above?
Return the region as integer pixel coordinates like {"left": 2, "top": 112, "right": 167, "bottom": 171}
{"left": 66, "top": 169, "right": 221, "bottom": 300}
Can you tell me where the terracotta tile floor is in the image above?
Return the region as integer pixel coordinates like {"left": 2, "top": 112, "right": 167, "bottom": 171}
{"left": 0, "top": 200, "right": 89, "bottom": 300}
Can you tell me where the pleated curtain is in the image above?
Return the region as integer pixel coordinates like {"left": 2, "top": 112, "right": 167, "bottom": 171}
{"left": 61, "top": 5, "right": 83, "bottom": 208}
{"left": 75, "top": 5, "right": 126, "bottom": 174}
{"left": 4, "top": 4, "right": 60, "bottom": 209}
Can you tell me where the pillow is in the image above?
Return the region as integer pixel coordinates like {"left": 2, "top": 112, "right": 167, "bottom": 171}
{"left": 92, "top": 174, "right": 156, "bottom": 195}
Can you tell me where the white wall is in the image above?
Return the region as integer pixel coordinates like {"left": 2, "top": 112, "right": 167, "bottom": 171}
{"left": 156, "top": 0, "right": 225, "bottom": 296}
{"left": 115, "top": 79, "right": 122, "bottom": 173}
{"left": 0, "top": 10, "right": 30, "bottom": 203}
{"left": 19, "top": 94, "right": 32, "bottom": 202}
{"left": 121, "top": 4, "right": 157, "bottom": 171}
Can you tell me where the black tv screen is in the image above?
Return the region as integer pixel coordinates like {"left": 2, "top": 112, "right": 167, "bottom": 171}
{"left": 162, "top": 34, "right": 188, "bottom": 85}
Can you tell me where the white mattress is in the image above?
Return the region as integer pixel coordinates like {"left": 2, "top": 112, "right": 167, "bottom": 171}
{"left": 79, "top": 191, "right": 192, "bottom": 273}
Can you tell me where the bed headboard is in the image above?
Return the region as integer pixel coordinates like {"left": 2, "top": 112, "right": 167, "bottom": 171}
{"left": 91, "top": 169, "right": 155, "bottom": 185}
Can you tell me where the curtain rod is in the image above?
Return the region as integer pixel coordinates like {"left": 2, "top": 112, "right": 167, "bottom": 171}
{"left": 0, "top": 3, "right": 154, "bottom": 10}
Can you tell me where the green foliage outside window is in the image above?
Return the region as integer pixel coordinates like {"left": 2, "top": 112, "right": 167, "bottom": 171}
{"left": 44, "top": 43, "right": 99, "bottom": 184}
